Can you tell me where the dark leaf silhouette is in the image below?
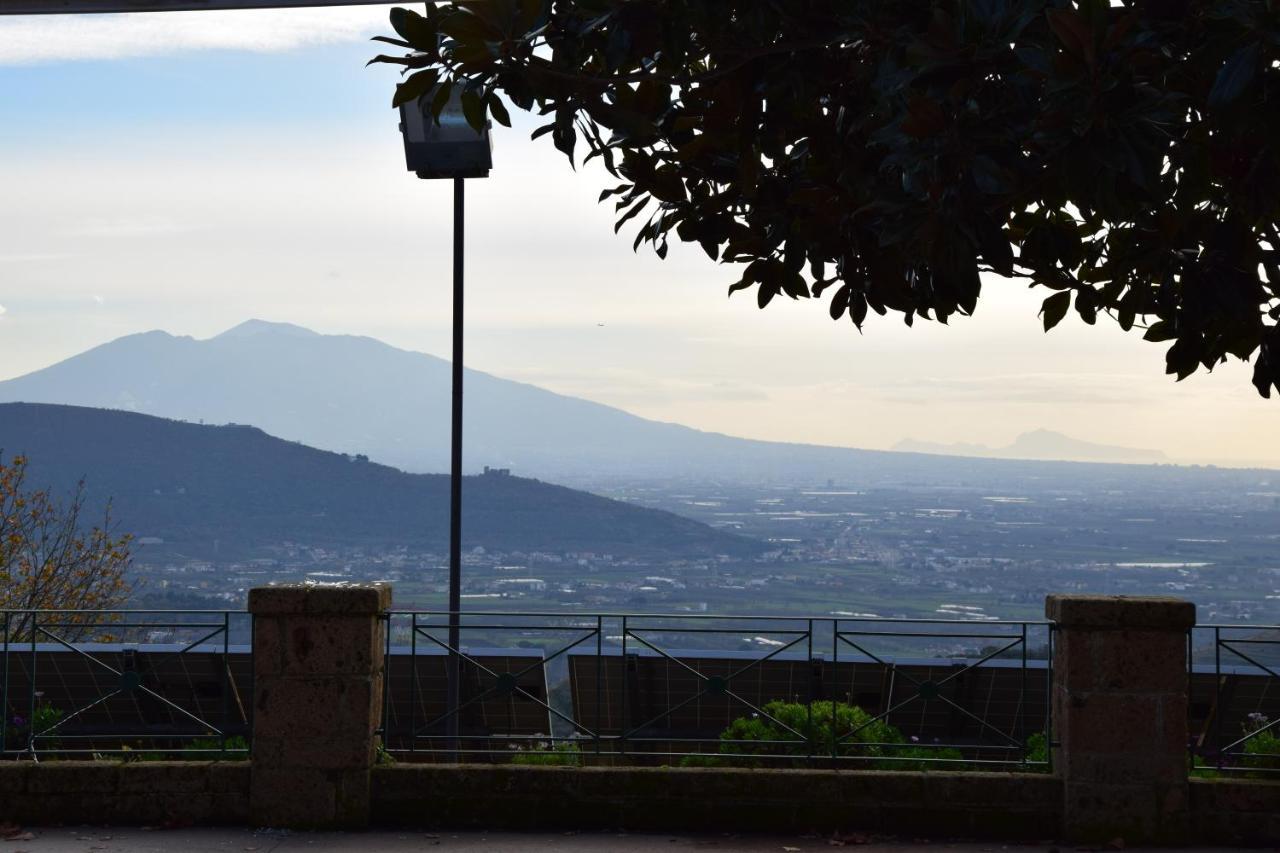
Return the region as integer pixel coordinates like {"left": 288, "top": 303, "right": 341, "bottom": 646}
{"left": 372, "top": 0, "right": 1280, "bottom": 397}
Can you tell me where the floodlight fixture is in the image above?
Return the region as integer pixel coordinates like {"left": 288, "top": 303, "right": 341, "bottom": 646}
{"left": 398, "top": 86, "right": 493, "bottom": 180}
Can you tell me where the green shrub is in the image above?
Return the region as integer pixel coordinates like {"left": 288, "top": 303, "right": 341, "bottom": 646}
{"left": 108, "top": 734, "right": 248, "bottom": 762}
{"left": 510, "top": 741, "right": 581, "bottom": 766}
{"left": 185, "top": 734, "right": 249, "bottom": 759}
{"left": 1192, "top": 713, "right": 1280, "bottom": 777}
{"left": 1240, "top": 714, "right": 1280, "bottom": 772}
{"left": 715, "top": 700, "right": 966, "bottom": 769}
{"left": 5, "top": 702, "right": 64, "bottom": 752}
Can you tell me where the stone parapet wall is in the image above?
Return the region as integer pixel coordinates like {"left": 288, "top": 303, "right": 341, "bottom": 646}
{"left": 1046, "top": 594, "right": 1197, "bottom": 844}
{"left": 2, "top": 588, "right": 1278, "bottom": 845}
{"left": 3, "top": 761, "right": 1279, "bottom": 844}
{"left": 0, "top": 762, "right": 249, "bottom": 826}
{"left": 1190, "top": 778, "right": 1280, "bottom": 845}
{"left": 371, "top": 765, "right": 1061, "bottom": 838}
{"left": 248, "top": 582, "right": 391, "bottom": 829}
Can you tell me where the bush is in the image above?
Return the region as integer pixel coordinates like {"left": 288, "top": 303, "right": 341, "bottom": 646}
{"left": 185, "top": 734, "right": 250, "bottom": 759}
{"left": 716, "top": 700, "right": 964, "bottom": 769}
{"left": 5, "top": 702, "right": 64, "bottom": 753}
{"left": 1192, "top": 713, "right": 1280, "bottom": 777}
{"left": 510, "top": 741, "right": 581, "bottom": 766}
{"left": 1240, "top": 713, "right": 1280, "bottom": 773}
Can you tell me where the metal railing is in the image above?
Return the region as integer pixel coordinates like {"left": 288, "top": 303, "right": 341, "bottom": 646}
{"left": 379, "top": 611, "right": 1053, "bottom": 770}
{"left": 1190, "top": 623, "right": 1280, "bottom": 775}
{"left": 1, "top": 609, "right": 252, "bottom": 759}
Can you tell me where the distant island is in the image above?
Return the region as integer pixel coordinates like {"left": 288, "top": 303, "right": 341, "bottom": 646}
{"left": 894, "top": 429, "right": 1168, "bottom": 465}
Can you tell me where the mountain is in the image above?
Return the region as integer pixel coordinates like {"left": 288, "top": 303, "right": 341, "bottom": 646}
{"left": 0, "top": 319, "right": 781, "bottom": 480}
{"left": 0, "top": 403, "right": 760, "bottom": 561}
{"left": 894, "top": 429, "right": 1168, "bottom": 465}
{"left": 0, "top": 321, "right": 1264, "bottom": 487}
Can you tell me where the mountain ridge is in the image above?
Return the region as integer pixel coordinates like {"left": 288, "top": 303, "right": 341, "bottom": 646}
{"left": 0, "top": 320, "right": 1266, "bottom": 483}
{"left": 0, "top": 402, "right": 761, "bottom": 561}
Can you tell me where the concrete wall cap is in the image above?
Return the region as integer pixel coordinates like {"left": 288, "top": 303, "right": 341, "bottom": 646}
{"left": 248, "top": 582, "right": 393, "bottom": 615}
{"left": 1045, "top": 594, "right": 1195, "bottom": 630}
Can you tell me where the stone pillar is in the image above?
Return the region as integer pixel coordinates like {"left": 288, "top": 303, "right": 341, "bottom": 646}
{"left": 248, "top": 583, "right": 391, "bottom": 829}
{"left": 1046, "top": 594, "right": 1195, "bottom": 845}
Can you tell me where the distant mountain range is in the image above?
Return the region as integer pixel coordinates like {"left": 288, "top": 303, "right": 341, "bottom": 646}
{"left": 894, "top": 429, "right": 1168, "bottom": 465}
{"left": 0, "top": 320, "right": 1267, "bottom": 484}
{"left": 0, "top": 403, "right": 760, "bottom": 561}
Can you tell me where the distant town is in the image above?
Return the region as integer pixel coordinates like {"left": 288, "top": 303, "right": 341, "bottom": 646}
{"left": 134, "top": 464, "right": 1280, "bottom": 627}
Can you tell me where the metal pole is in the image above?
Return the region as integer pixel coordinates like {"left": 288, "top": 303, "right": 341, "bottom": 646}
{"left": 446, "top": 176, "right": 464, "bottom": 749}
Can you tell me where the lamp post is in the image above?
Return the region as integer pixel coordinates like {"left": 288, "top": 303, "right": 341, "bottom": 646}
{"left": 398, "top": 87, "right": 492, "bottom": 747}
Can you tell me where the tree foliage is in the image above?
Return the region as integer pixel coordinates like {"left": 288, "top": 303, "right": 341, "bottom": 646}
{"left": 373, "top": 0, "right": 1280, "bottom": 395}
{"left": 0, "top": 454, "right": 133, "bottom": 639}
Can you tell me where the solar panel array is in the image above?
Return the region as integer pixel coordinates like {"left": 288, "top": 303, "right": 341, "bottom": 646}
{"left": 6, "top": 634, "right": 1280, "bottom": 765}
{"left": 380, "top": 648, "right": 552, "bottom": 754}
{"left": 567, "top": 652, "right": 1050, "bottom": 756}
{"left": 1189, "top": 666, "right": 1280, "bottom": 756}
{"left": 1, "top": 643, "right": 252, "bottom": 754}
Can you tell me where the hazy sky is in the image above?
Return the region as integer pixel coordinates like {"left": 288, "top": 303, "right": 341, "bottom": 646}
{"left": 0, "top": 8, "right": 1277, "bottom": 468}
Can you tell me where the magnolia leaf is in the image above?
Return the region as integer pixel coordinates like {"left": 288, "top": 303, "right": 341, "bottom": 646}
{"left": 1208, "top": 43, "right": 1261, "bottom": 111}
{"left": 487, "top": 94, "right": 512, "bottom": 127}
{"left": 1041, "top": 291, "right": 1071, "bottom": 332}
{"left": 392, "top": 69, "right": 440, "bottom": 108}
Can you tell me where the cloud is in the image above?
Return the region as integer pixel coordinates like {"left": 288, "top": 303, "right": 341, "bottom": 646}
{"left": 0, "top": 304, "right": 7, "bottom": 316}
{"left": 0, "top": 7, "right": 388, "bottom": 65}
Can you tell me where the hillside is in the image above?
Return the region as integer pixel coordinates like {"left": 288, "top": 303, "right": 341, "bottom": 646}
{"left": 0, "top": 403, "right": 761, "bottom": 561}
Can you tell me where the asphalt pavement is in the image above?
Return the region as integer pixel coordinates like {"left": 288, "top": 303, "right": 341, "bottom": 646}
{"left": 0, "top": 827, "right": 1247, "bottom": 853}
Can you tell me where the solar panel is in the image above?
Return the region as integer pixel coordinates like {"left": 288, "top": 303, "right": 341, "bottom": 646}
{"left": 567, "top": 650, "right": 1050, "bottom": 756}
{"left": 380, "top": 646, "right": 552, "bottom": 756}
{"left": 1, "top": 642, "right": 552, "bottom": 757}
{"left": 1190, "top": 665, "right": 1280, "bottom": 755}
{"left": 1, "top": 643, "right": 252, "bottom": 754}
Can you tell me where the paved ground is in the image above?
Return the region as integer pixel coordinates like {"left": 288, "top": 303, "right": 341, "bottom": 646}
{"left": 0, "top": 828, "right": 1248, "bottom": 853}
{"left": 0, "top": 828, "right": 1063, "bottom": 853}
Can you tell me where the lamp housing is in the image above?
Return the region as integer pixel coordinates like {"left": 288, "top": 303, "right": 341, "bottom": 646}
{"left": 398, "top": 86, "right": 493, "bottom": 180}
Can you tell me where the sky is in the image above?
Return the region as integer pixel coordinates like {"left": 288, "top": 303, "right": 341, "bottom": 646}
{"left": 0, "top": 7, "right": 1277, "bottom": 468}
